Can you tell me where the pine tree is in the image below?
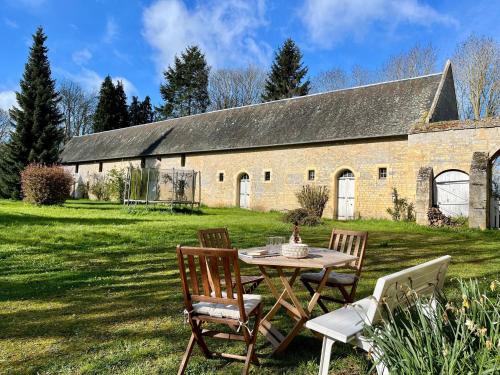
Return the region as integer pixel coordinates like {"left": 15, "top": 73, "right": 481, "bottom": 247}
{"left": 93, "top": 77, "right": 128, "bottom": 132}
{"left": 140, "top": 96, "right": 154, "bottom": 123}
{"left": 114, "top": 81, "right": 129, "bottom": 129}
{"left": 128, "top": 96, "right": 141, "bottom": 126}
{"left": 159, "top": 45, "right": 210, "bottom": 118}
{"left": 0, "top": 27, "right": 63, "bottom": 199}
{"left": 93, "top": 76, "right": 116, "bottom": 133}
{"left": 262, "top": 38, "right": 310, "bottom": 102}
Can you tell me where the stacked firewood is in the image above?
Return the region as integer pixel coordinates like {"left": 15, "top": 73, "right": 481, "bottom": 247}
{"left": 427, "top": 207, "right": 455, "bottom": 227}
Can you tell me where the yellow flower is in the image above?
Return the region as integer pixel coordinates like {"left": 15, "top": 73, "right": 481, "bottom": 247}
{"left": 462, "top": 298, "right": 470, "bottom": 309}
{"left": 485, "top": 340, "right": 493, "bottom": 350}
{"left": 490, "top": 281, "right": 497, "bottom": 292}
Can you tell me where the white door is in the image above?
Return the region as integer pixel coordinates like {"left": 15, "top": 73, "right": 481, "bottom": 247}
{"left": 239, "top": 173, "right": 250, "bottom": 209}
{"left": 491, "top": 156, "right": 500, "bottom": 228}
{"left": 433, "top": 170, "right": 469, "bottom": 217}
{"left": 338, "top": 170, "right": 355, "bottom": 220}
{"left": 491, "top": 198, "right": 500, "bottom": 229}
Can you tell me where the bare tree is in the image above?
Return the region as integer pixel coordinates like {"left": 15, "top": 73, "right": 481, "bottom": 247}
{"left": 311, "top": 68, "right": 348, "bottom": 93}
{"left": 350, "top": 64, "right": 376, "bottom": 86}
{"left": 452, "top": 35, "right": 500, "bottom": 120}
{"left": 209, "top": 65, "right": 265, "bottom": 110}
{"left": 0, "top": 109, "right": 13, "bottom": 143}
{"left": 58, "top": 80, "right": 97, "bottom": 141}
{"left": 381, "top": 43, "right": 437, "bottom": 81}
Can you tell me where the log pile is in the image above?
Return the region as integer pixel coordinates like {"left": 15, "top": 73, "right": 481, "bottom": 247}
{"left": 427, "top": 207, "right": 455, "bottom": 227}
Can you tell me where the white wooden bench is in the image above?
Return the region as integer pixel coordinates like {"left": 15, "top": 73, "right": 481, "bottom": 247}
{"left": 305, "top": 255, "right": 451, "bottom": 375}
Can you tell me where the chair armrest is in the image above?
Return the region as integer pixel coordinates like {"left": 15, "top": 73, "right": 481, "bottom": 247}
{"left": 305, "top": 297, "right": 374, "bottom": 343}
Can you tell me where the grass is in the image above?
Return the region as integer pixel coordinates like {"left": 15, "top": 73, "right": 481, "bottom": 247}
{"left": 0, "top": 199, "right": 499, "bottom": 375}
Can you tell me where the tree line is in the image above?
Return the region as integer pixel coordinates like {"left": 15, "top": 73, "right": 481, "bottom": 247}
{"left": 0, "top": 27, "right": 499, "bottom": 199}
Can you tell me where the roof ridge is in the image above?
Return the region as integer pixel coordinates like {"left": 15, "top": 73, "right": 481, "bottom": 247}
{"left": 71, "top": 71, "right": 443, "bottom": 140}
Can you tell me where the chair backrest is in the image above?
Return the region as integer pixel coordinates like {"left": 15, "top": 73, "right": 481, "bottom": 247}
{"left": 364, "top": 255, "right": 451, "bottom": 325}
{"left": 328, "top": 229, "right": 368, "bottom": 272}
{"left": 198, "top": 228, "right": 232, "bottom": 249}
{"left": 177, "top": 245, "right": 247, "bottom": 321}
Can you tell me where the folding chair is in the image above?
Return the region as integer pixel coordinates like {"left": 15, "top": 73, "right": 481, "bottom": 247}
{"left": 198, "top": 228, "right": 264, "bottom": 293}
{"left": 301, "top": 229, "right": 368, "bottom": 312}
{"left": 177, "top": 245, "right": 263, "bottom": 375}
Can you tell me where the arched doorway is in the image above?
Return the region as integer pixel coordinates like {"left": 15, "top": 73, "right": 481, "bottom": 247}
{"left": 238, "top": 173, "right": 250, "bottom": 209}
{"left": 337, "top": 170, "right": 355, "bottom": 220}
{"left": 491, "top": 154, "right": 500, "bottom": 228}
{"left": 433, "top": 170, "right": 469, "bottom": 217}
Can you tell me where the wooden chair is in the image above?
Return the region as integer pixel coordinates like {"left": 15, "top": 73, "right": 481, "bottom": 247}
{"left": 176, "top": 245, "right": 263, "bottom": 375}
{"left": 301, "top": 229, "right": 368, "bottom": 312}
{"left": 306, "top": 255, "right": 451, "bottom": 375}
{"left": 198, "top": 228, "right": 264, "bottom": 293}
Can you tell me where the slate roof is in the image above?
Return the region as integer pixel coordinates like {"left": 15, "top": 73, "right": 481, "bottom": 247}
{"left": 61, "top": 73, "right": 445, "bottom": 163}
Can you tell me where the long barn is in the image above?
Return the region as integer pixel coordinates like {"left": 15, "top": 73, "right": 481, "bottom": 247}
{"left": 61, "top": 62, "right": 500, "bottom": 229}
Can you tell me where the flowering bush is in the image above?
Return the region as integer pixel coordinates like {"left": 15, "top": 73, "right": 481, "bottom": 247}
{"left": 21, "top": 164, "right": 73, "bottom": 205}
{"left": 365, "top": 279, "right": 499, "bottom": 374}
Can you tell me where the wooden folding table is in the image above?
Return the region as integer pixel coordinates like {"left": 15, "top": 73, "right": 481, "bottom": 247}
{"left": 239, "top": 247, "right": 357, "bottom": 353}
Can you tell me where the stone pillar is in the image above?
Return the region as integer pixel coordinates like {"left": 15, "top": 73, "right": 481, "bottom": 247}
{"left": 469, "top": 152, "right": 489, "bottom": 229}
{"left": 415, "top": 166, "right": 433, "bottom": 225}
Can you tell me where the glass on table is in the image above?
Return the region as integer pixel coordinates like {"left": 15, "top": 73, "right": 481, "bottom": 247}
{"left": 266, "top": 236, "right": 285, "bottom": 254}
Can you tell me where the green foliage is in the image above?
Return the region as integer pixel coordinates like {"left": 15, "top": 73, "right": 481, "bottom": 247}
{"left": 365, "top": 279, "right": 500, "bottom": 374}
{"left": 20, "top": 164, "right": 73, "bottom": 205}
{"left": 93, "top": 76, "right": 129, "bottom": 132}
{"left": 0, "top": 27, "right": 63, "bottom": 199}
{"left": 129, "top": 96, "right": 154, "bottom": 126}
{"left": 262, "top": 38, "right": 310, "bottom": 101}
{"left": 386, "top": 187, "right": 415, "bottom": 222}
{"left": 296, "top": 185, "right": 330, "bottom": 218}
{"left": 159, "top": 45, "right": 210, "bottom": 118}
{"left": 107, "top": 168, "right": 126, "bottom": 202}
{"left": 88, "top": 173, "right": 111, "bottom": 201}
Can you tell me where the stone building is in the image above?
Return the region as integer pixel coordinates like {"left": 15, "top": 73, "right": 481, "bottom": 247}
{"left": 61, "top": 62, "right": 500, "bottom": 229}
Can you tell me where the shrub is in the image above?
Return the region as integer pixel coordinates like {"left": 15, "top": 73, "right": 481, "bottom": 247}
{"left": 88, "top": 173, "right": 111, "bottom": 201}
{"left": 21, "top": 164, "right": 73, "bottom": 205}
{"left": 296, "top": 185, "right": 329, "bottom": 217}
{"left": 283, "top": 208, "right": 322, "bottom": 226}
{"left": 107, "top": 168, "right": 126, "bottom": 202}
{"left": 386, "top": 187, "right": 415, "bottom": 222}
{"left": 365, "top": 279, "right": 499, "bottom": 374}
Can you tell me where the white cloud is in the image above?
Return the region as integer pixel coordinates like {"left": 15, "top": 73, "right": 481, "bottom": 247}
{"left": 4, "top": 18, "right": 18, "bottom": 28}
{"left": 56, "top": 68, "right": 137, "bottom": 98}
{"left": 300, "top": 0, "right": 458, "bottom": 47}
{"left": 0, "top": 91, "right": 16, "bottom": 111}
{"left": 103, "top": 17, "right": 118, "bottom": 43}
{"left": 142, "top": 0, "right": 271, "bottom": 75}
{"left": 72, "top": 48, "right": 92, "bottom": 65}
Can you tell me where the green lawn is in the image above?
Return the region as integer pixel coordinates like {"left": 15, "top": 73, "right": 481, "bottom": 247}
{"left": 0, "top": 200, "right": 499, "bottom": 375}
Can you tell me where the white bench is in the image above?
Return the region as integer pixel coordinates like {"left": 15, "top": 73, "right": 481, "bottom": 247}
{"left": 305, "top": 255, "right": 451, "bottom": 375}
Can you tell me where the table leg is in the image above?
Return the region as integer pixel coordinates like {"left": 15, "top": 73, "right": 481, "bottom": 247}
{"left": 307, "top": 267, "right": 332, "bottom": 315}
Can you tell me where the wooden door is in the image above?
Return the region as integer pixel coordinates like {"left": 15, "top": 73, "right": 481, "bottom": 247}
{"left": 491, "top": 156, "right": 500, "bottom": 228}
{"left": 433, "top": 170, "right": 469, "bottom": 217}
{"left": 239, "top": 173, "right": 250, "bottom": 209}
{"left": 337, "top": 170, "right": 355, "bottom": 220}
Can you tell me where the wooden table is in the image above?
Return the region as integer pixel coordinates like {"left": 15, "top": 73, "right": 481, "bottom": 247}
{"left": 239, "top": 247, "right": 357, "bottom": 353}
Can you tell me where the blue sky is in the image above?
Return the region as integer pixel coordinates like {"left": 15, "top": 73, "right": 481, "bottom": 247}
{"left": 0, "top": 0, "right": 499, "bottom": 111}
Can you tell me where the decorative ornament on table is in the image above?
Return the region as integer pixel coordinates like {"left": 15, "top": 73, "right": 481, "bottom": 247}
{"left": 289, "top": 221, "right": 302, "bottom": 244}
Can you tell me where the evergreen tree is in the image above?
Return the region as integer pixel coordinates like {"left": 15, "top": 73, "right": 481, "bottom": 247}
{"left": 140, "top": 96, "right": 154, "bottom": 123}
{"left": 159, "top": 45, "right": 210, "bottom": 118}
{"left": 0, "top": 27, "right": 63, "bottom": 199}
{"left": 262, "top": 38, "right": 310, "bottom": 102}
{"left": 128, "top": 96, "right": 141, "bottom": 126}
{"left": 114, "top": 81, "right": 129, "bottom": 128}
{"left": 93, "top": 77, "right": 128, "bottom": 132}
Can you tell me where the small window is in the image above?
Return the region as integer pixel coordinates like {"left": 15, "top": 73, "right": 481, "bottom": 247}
{"left": 156, "top": 156, "right": 162, "bottom": 162}
{"left": 75, "top": 164, "right": 79, "bottom": 174}
{"left": 218, "top": 172, "right": 224, "bottom": 182}
{"left": 264, "top": 171, "right": 271, "bottom": 181}
{"left": 379, "top": 167, "right": 387, "bottom": 179}
{"left": 140, "top": 158, "right": 146, "bottom": 168}
{"left": 98, "top": 162, "right": 103, "bottom": 173}
{"left": 181, "top": 154, "right": 186, "bottom": 167}
{"left": 308, "top": 169, "right": 315, "bottom": 181}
